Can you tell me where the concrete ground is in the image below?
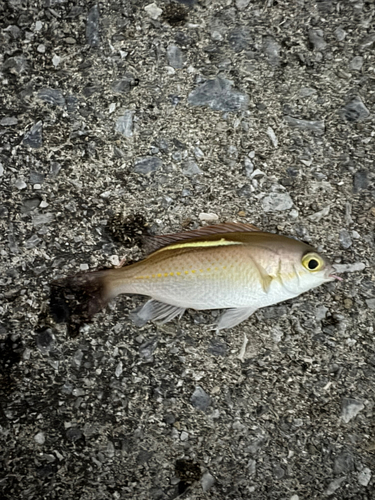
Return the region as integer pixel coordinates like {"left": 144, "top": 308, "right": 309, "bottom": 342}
{"left": 1, "top": 0, "right": 375, "bottom": 498}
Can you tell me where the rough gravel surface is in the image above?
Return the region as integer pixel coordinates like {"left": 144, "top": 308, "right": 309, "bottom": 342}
{"left": 1, "top": 0, "right": 375, "bottom": 499}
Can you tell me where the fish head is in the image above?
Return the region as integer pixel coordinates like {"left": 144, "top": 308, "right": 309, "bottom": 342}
{"left": 264, "top": 236, "right": 339, "bottom": 295}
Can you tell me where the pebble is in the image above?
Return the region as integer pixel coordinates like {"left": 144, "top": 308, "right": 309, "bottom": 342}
{"left": 333, "top": 262, "right": 365, "bottom": 273}
{"left": 66, "top": 427, "right": 83, "bottom": 442}
{"left": 134, "top": 156, "right": 162, "bottom": 174}
{"left": 3, "top": 55, "right": 28, "bottom": 74}
{"left": 115, "top": 110, "right": 135, "bottom": 137}
{"left": 299, "top": 87, "right": 317, "bottom": 98}
{"left": 180, "top": 431, "right": 189, "bottom": 441}
{"left": 235, "top": 0, "right": 250, "bottom": 10}
{"left": 309, "top": 29, "right": 327, "bottom": 51}
{"left": 115, "top": 361, "right": 123, "bottom": 378}
{"left": 261, "top": 193, "right": 293, "bottom": 212}
{"left": 207, "top": 338, "right": 227, "bottom": 356}
{"left": 36, "top": 329, "right": 55, "bottom": 353}
{"left": 167, "top": 44, "right": 183, "bottom": 68}
{"left": 0, "top": 116, "right": 18, "bottom": 126}
{"left": 112, "top": 73, "right": 137, "bottom": 93}
{"left": 199, "top": 212, "right": 218, "bottom": 221}
{"left": 34, "top": 432, "right": 46, "bottom": 445}
{"left": 335, "top": 27, "right": 347, "bottom": 41}
{"left": 284, "top": 116, "right": 325, "bottom": 135}
{"left": 25, "top": 234, "right": 41, "bottom": 249}
{"left": 341, "top": 97, "right": 370, "bottom": 122}
{"left": 349, "top": 56, "right": 363, "bottom": 71}
{"left": 365, "top": 299, "right": 375, "bottom": 310}
{"left": 358, "top": 468, "right": 372, "bottom": 486}
{"left": 52, "top": 54, "right": 61, "bottom": 67}
{"left": 145, "top": 3, "right": 163, "bottom": 20}
{"left": 15, "top": 179, "right": 27, "bottom": 190}
{"left": 263, "top": 36, "right": 281, "bottom": 66}
{"left": 324, "top": 476, "right": 346, "bottom": 496}
{"left": 228, "top": 28, "right": 251, "bottom": 53}
{"left": 86, "top": 4, "right": 100, "bottom": 48}
{"left": 37, "top": 44, "right": 46, "bottom": 53}
{"left": 201, "top": 472, "right": 215, "bottom": 492}
{"left": 341, "top": 398, "right": 364, "bottom": 423}
{"left": 339, "top": 229, "right": 352, "bottom": 249}
{"left": 188, "top": 76, "right": 249, "bottom": 112}
{"left": 353, "top": 170, "right": 369, "bottom": 193}
{"left": 79, "top": 263, "right": 89, "bottom": 271}
{"left": 308, "top": 205, "right": 330, "bottom": 222}
{"left": 38, "top": 88, "right": 66, "bottom": 107}
{"left": 191, "top": 386, "right": 211, "bottom": 411}
{"left": 23, "top": 121, "right": 43, "bottom": 149}
{"left": 266, "top": 126, "right": 278, "bottom": 147}
{"left": 181, "top": 159, "right": 202, "bottom": 176}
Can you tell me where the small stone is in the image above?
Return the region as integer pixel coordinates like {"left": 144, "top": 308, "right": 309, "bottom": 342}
{"left": 262, "top": 193, "right": 293, "bottom": 212}
{"left": 191, "top": 386, "right": 211, "bottom": 411}
{"left": 335, "top": 27, "right": 347, "bottom": 41}
{"left": 134, "top": 156, "right": 162, "bottom": 174}
{"left": 52, "top": 54, "right": 61, "bottom": 67}
{"left": 359, "top": 33, "right": 375, "bottom": 50}
{"left": 23, "top": 121, "right": 43, "bottom": 149}
{"left": 115, "top": 361, "right": 123, "bottom": 378}
{"left": 188, "top": 76, "right": 249, "bottom": 113}
{"left": 339, "top": 229, "right": 352, "bottom": 249}
{"left": 365, "top": 299, "right": 375, "bottom": 310}
{"left": 35, "top": 20, "right": 43, "bottom": 31}
{"left": 34, "top": 432, "right": 45, "bottom": 445}
{"left": 32, "top": 213, "right": 54, "bottom": 226}
{"left": 207, "top": 339, "right": 227, "bottom": 356}
{"left": 25, "top": 234, "right": 41, "bottom": 249}
{"left": 201, "top": 472, "right": 215, "bottom": 492}
{"left": 3, "top": 55, "right": 29, "bottom": 74}
{"left": 308, "top": 205, "right": 330, "bottom": 222}
{"left": 181, "top": 159, "right": 202, "bottom": 176}
{"left": 341, "top": 398, "right": 364, "bottom": 423}
{"left": 299, "top": 87, "right": 317, "bottom": 98}
{"left": 349, "top": 56, "right": 363, "bottom": 71}
{"left": 0, "top": 164, "right": 3, "bottom": 177}
{"left": 37, "top": 88, "right": 65, "bottom": 107}
{"left": 0, "top": 116, "right": 18, "bottom": 126}
{"left": 353, "top": 170, "right": 369, "bottom": 193}
{"left": 139, "top": 337, "right": 158, "bottom": 360}
{"left": 115, "top": 110, "right": 135, "bottom": 137}
{"left": 29, "top": 171, "right": 45, "bottom": 184}
{"left": 79, "top": 263, "right": 89, "bottom": 271}
{"left": 284, "top": 116, "right": 325, "bottom": 135}
{"left": 341, "top": 97, "right": 370, "bottom": 123}
{"left": 66, "top": 427, "right": 83, "bottom": 442}
{"left": 15, "top": 179, "right": 27, "bottom": 190}
{"left": 37, "top": 44, "right": 46, "bottom": 53}
{"left": 145, "top": 3, "right": 162, "bottom": 20}
{"left": 86, "top": 4, "right": 100, "bottom": 47}
{"left": 228, "top": 28, "right": 252, "bottom": 53}
{"left": 309, "top": 29, "right": 327, "bottom": 51}
{"left": 36, "top": 329, "right": 55, "bottom": 353}
{"left": 199, "top": 212, "right": 218, "bottom": 222}
{"left": 235, "top": 0, "right": 250, "bottom": 9}
{"left": 266, "top": 126, "right": 278, "bottom": 147}
{"left": 112, "top": 73, "right": 136, "bottom": 93}
{"left": 358, "top": 468, "right": 371, "bottom": 486}
{"left": 180, "top": 431, "right": 189, "bottom": 441}
{"left": 263, "top": 36, "right": 281, "bottom": 66}
{"left": 324, "top": 476, "right": 346, "bottom": 496}
{"left": 333, "top": 262, "right": 365, "bottom": 273}
{"left": 167, "top": 44, "right": 183, "bottom": 68}
{"left": 334, "top": 453, "right": 354, "bottom": 474}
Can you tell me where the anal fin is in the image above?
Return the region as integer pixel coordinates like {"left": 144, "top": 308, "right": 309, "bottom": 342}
{"left": 216, "top": 307, "right": 257, "bottom": 331}
{"left": 130, "top": 300, "right": 186, "bottom": 327}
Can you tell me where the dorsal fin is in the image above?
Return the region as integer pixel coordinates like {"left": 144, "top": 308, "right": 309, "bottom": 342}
{"left": 144, "top": 222, "right": 261, "bottom": 253}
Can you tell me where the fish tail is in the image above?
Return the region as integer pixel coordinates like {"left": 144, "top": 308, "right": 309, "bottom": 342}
{"left": 49, "top": 268, "right": 130, "bottom": 336}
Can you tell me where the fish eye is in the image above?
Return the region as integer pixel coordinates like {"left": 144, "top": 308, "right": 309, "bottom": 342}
{"left": 302, "top": 253, "right": 324, "bottom": 272}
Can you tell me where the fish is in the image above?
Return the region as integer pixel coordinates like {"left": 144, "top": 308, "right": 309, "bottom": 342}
{"left": 50, "top": 222, "right": 341, "bottom": 334}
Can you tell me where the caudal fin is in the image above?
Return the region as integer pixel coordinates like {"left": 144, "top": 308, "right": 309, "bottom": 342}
{"left": 50, "top": 269, "right": 117, "bottom": 337}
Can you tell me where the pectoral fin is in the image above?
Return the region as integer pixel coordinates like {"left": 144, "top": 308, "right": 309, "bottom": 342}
{"left": 216, "top": 307, "right": 257, "bottom": 331}
{"left": 130, "top": 300, "right": 186, "bottom": 327}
